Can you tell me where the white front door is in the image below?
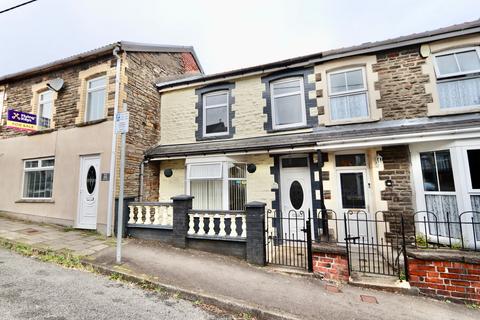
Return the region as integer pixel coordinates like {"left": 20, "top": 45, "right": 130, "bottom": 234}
{"left": 280, "top": 156, "right": 313, "bottom": 241}
{"left": 77, "top": 155, "right": 100, "bottom": 229}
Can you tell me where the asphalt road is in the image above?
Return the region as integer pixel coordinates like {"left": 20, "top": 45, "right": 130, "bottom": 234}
{"left": 0, "top": 248, "right": 226, "bottom": 320}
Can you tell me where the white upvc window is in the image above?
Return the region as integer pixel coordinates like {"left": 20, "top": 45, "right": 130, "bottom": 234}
{"left": 203, "top": 91, "right": 229, "bottom": 137}
{"left": 186, "top": 161, "right": 247, "bottom": 211}
{"left": 270, "top": 77, "right": 306, "bottom": 129}
{"left": 22, "top": 158, "right": 55, "bottom": 199}
{"left": 433, "top": 47, "right": 480, "bottom": 109}
{"left": 327, "top": 67, "right": 369, "bottom": 122}
{"left": 38, "top": 90, "right": 54, "bottom": 129}
{"left": 0, "top": 90, "right": 4, "bottom": 123}
{"left": 85, "top": 76, "right": 107, "bottom": 122}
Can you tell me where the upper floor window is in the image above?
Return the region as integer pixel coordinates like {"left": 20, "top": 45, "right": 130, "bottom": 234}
{"left": 328, "top": 67, "right": 369, "bottom": 121}
{"left": 270, "top": 77, "right": 306, "bottom": 129}
{"left": 38, "top": 90, "right": 53, "bottom": 129}
{"left": 433, "top": 47, "right": 480, "bottom": 109}
{"left": 85, "top": 76, "right": 106, "bottom": 122}
{"left": 203, "top": 91, "right": 229, "bottom": 136}
{"left": 23, "top": 158, "right": 55, "bottom": 199}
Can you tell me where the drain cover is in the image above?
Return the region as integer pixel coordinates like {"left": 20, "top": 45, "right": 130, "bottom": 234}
{"left": 325, "top": 285, "right": 341, "bottom": 293}
{"left": 360, "top": 295, "right": 378, "bottom": 304}
{"left": 19, "top": 228, "right": 42, "bottom": 235}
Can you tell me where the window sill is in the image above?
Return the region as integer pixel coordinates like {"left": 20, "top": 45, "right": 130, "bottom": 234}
{"left": 428, "top": 106, "right": 480, "bottom": 117}
{"left": 323, "top": 117, "right": 379, "bottom": 127}
{"left": 27, "top": 128, "right": 57, "bottom": 136}
{"left": 75, "top": 118, "right": 108, "bottom": 128}
{"left": 267, "top": 125, "right": 312, "bottom": 133}
{"left": 15, "top": 198, "right": 55, "bottom": 204}
{"left": 197, "top": 133, "right": 233, "bottom": 141}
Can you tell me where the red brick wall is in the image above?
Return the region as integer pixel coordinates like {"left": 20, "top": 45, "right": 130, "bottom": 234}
{"left": 312, "top": 252, "right": 349, "bottom": 282}
{"left": 409, "top": 258, "right": 480, "bottom": 304}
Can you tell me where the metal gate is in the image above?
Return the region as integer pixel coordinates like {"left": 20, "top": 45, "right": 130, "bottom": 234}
{"left": 265, "top": 209, "right": 313, "bottom": 271}
{"left": 318, "top": 210, "right": 408, "bottom": 279}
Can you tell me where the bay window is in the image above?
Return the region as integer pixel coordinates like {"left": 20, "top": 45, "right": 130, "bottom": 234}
{"left": 23, "top": 158, "right": 55, "bottom": 199}
{"left": 187, "top": 161, "right": 246, "bottom": 211}
{"left": 270, "top": 77, "right": 306, "bottom": 129}
{"left": 433, "top": 47, "right": 480, "bottom": 109}
{"left": 420, "top": 150, "right": 460, "bottom": 238}
{"left": 328, "top": 67, "right": 369, "bottom": 121}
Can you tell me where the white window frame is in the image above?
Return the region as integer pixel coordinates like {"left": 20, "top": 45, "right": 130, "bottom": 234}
{"left": 270, "top": 77, "right": 307, "bottom": 130}
{"left": 38, "top": 90, "right": 54, "bottom": 129}
{"left": 186, "top": 160, "right": 247, "bottom": 211}
{"left": 85, "top": 76, "right": 107, "bottom": 122}
{"left": 411, "top": 140, "right": 480, "bottom": 247}
{"left": 327, "top": 66, "right": 370, "bottom": 122}
{"left": 21, "top": 157, "right": 55, "bottom": 200}
{"left": 202, "top": 90, "right": 229, "bottom": 137}
{"left": 433, "top": 46, "right": 480, "bottom": 79}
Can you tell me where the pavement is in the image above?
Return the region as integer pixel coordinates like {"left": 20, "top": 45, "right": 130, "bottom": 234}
{"left": 0, "top": 247, "right": 225, "bottom": 320}
{"left": 0, "top": 215, "right": 113, "bottom": 256}
{"left": 1, "top": 215, "right": 479, "bottom": 320}
{"left": 92, "top": 240, "right": 480, "bottom": 320}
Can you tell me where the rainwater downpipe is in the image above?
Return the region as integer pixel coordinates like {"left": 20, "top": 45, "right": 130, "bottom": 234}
{"left": 138, "top": 158, "right": 149, "bottom": 202}
{"left": 106, "top": 45, "right": 122, "bottom": 237}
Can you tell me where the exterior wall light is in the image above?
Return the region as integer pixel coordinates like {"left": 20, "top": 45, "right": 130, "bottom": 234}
{"left": 164, "top": 168, "right": 173, "bottom": 177}
{"left": 247, "top": 163, "right": 256, "bottom": 173}
{"left": 375, "top": 154, "right": 383, "bottom": 167}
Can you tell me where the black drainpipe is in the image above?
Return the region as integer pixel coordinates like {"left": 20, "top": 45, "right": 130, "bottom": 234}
{"left": 317, "top": 150, "right": 328, "bottom": 239}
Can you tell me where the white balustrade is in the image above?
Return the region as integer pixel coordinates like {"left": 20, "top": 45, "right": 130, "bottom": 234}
{"left": 127, "top": 202, "right": 173, "bottom": 226}
{"left": 187, "top": 210, "right": 246, "bottom": 239}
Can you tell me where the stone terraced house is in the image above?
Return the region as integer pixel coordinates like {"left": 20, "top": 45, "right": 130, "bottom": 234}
{"left": 129, "top": 20, "right": 480, "bottom": 266}
{"left": 0, "top": 41, "right": 202, "bottom": 234}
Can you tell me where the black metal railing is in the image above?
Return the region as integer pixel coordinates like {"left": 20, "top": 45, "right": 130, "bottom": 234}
{"left": 315, "top": 210, "right": 406, "bottom": 277}
{"left": 265, "top": 209, "right": 313, "bottom": 271}
{"left": 410, "top": 210, "right": 480, "bottom": 252}
{"left": 314, "top": 209, "right": 480, "bottom": 279}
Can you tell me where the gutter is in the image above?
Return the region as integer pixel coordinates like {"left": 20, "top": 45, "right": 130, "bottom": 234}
{"left": 315, "top": 127, "right": 480, "bottom": 150}
{"left": 106, "top": 45, "right": 122, "bottom": 237}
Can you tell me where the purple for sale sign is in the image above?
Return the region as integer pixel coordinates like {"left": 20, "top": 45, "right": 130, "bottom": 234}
{"left": 6, "top": 109, "right": 37, "bottom": 131}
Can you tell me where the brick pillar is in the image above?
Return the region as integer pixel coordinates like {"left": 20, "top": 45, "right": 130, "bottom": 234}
{"left": 245, "top": 201, "right": 266, "bottom": 266}
{"left": 171, "top": 195, "right": 193, "bottom": 249}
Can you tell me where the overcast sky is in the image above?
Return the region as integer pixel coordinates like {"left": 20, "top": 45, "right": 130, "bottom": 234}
{"left": 0, "top": 0, "right": 479, "bottom": 77}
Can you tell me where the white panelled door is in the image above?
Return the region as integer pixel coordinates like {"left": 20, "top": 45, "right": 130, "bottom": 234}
{"left": 279, "top": 156, "right": 313, "bottom": 241}
{"left": 77, "top": 155, "right": 100, "bottom": 229}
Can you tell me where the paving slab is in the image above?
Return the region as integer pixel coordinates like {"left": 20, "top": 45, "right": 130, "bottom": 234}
{"left": 91, "top": 240, "right": 480, "bottom": 320}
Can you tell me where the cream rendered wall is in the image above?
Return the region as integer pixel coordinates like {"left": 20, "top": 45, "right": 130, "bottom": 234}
{"left": 0, "top": 121, "right": 113, "bottom": 232}
{"left": 157, "top": 154, "right": 275, "bottom": 209}
{"left": 231, "top": 77, "right": 267, "bottom": 139}
{"left": 160, "top": 88, "right": 198, "bottom": 145}
{"left": 158, "top": 159, "right": 186, "bottom": 201}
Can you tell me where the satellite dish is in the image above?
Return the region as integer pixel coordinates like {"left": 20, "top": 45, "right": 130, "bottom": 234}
{"left": 47, "top": 78, "right": 64, "bottom": 92}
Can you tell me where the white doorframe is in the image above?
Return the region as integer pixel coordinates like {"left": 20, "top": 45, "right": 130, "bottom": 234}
{"left": 76, "top": 154, "right": 101, "bottom": 230}
{"left": 279, "top": 155, "right": 313, "bottom": 239}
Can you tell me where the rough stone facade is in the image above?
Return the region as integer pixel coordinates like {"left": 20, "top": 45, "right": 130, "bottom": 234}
{"left": 378, "top": 145, "right": 415, "bottom": 236}
{"left": 122, "top": 51, "right": 200, "bottom": 199}
{"left": 373, "top": 46, "right": 432, "bottom": 120}
{"left": 0, "top": 55, "right": 116, "bottom": 139}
